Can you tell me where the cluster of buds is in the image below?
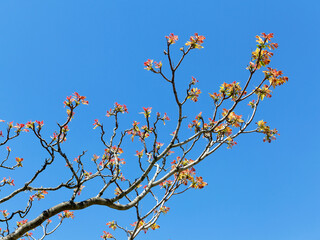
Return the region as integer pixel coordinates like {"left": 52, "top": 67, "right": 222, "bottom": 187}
{"left": 225, "top": 136, "right": 237, "bottom": 149}
{"left": 93, "top": 119, "right": 101, "bottom": 129}
{"left": 256, "top": 120, "right": 279, "bottom": 143}
{"left": 127, "top": 121, "right": 140, "bottom": 141}
{"left": 255, "top": 85, "right": 272, "bottom": 100}
{"left": 222, "top": 109, "right": 244, "bottom": 128}
{"left": 83, "top": 170, "right": 92, "bottom": 179}
{"left": 187, "top": 88, "right": 201, "bottom": 102}
{"left": 156, "top": 112, "right": 170, "bottom": 125}
{"left": 101, "top": 231, "right": 114, "bottom": 239}
{"left": 155, "top": 142, "right": 164, "bottom": 153}
{"left": 249, "top": 33, "right": 279, "bottom": 70}
{"left": 58, "top": 210, "right": 74, "bottom": 219}
{"left": 185, "top": 33, "right": 206, "bottom": 49}
{"left": 190, "top": 76, "right": 199, "bottom": 85}
{"left": 102, "top": 146, "right": 123, "bottom": 160}
{"left": 140, "top": 125, "right": 154, "bottom": 140}
{"left": 144, "top": 59, "right": 163, "bottom": 71}
{"left": 61, "top": 125, "right": 69, "bottom": 133}
{"left": 16, "top": 219, "right": 28, "bottom": 227}
{"left": 15, "top": 157, "right": 24, "bottom": 167}
{"left": 165, "top": 33, "right": 178, "bottom": 44}
{"left": 25, "top": 120, "right": 44, "bottom": 130}
{"left": 159, "top": 206, "right": 170, "bottom": 214}
{"left": 106, "top": 102, "right": 128, "bottom": 117}
{"left": 219, "top": 81, "right": 244, "bottom": 101}
{"left": 170, "top": 158, "right": 208, "bottom": 189}
{"left": 135, "top": 149, "right": 144, "bottom": 158}
{"left": 1, "top": 177, "right": 15, "bottom": 186}
{"left": 1, "top": 210, "right": 9, "bottom": 218}
{"left": 144, "top": 59, "right": 154, "bottom": 71}
{"left": 188, "top": 113, "right": 202, "bottom": 133}
{"left": 144, "top": 33, "right": 205, "bottom": 72}
{"left": 4, "top": 121, "right": 28, "bottom": 133}
{"left": 263, "top": 67, "right": 289, "bottom": 88}
{"left": 140, "top": 107, "right": 152, "bottom": 118}
{"left": 190, "top": 176, "right": 208, "bottom": 189}
{"left": 188, "top": 112, "right": 203, "bottom": 133}
{"left": 106, "top": 221, "right": 117, "bottom": 230}
{"left": 209, "top": 92, "right": 222, "bottom": 103}
{"left": 159, "top": 180, "right": 173, "bottom": 189}
{"left": 29, "top": 190, "right": 48, "bottom": 201}
{"left": 127, "top": 121, "right": 153, "bottom": 142}
{"left": 64, "top": 92, "right": 88, "bottom": 108}
{"left": 214, "top": 123, "right": 232, "bottom": 139}
{"left": 114, "top": 187, "right": 122, "bottom": 196}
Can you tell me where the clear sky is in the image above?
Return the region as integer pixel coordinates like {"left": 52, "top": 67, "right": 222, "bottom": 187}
{"left": 0, "top": 1, "right": 319, "bottom": 240}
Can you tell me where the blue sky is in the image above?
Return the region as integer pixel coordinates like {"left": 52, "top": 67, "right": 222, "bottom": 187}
{"left": 0, "top": 1, "right": 319, "bottom": 240}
